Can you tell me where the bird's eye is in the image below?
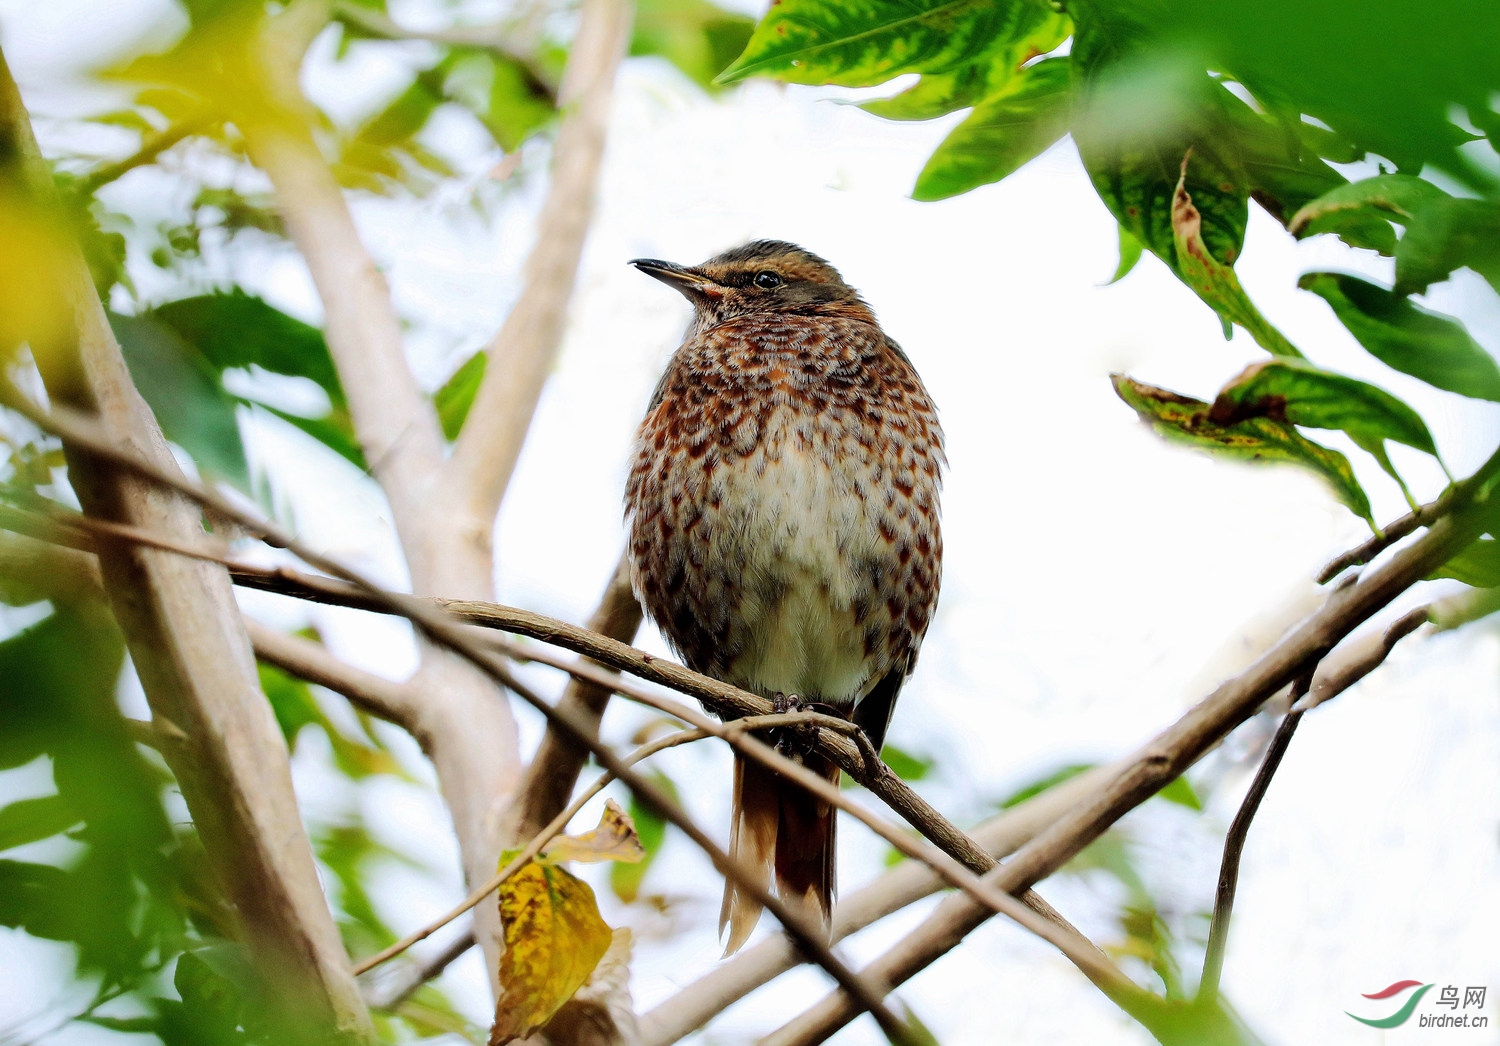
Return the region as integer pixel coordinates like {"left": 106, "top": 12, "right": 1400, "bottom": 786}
{"left": 753, "top": 271, "right": 782, "bottom": 289}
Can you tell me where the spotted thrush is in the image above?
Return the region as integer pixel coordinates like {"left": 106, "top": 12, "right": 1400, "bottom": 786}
{"left": 624, "top": 241, "right": 944, "bottom": 954}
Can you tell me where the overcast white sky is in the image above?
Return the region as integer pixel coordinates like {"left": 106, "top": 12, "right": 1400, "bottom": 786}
{"left": 1, "top": 0, "right": 1497, "bottom": 1043}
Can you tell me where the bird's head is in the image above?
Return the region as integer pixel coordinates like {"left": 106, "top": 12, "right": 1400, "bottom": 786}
{"left": 630, "top": 240, "right": 870, "bottom": 327}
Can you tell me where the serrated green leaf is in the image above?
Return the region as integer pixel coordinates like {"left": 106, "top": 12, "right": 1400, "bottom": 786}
{"left": 111, "top": 313, "right": 252, "bottom": 491}
{"left": 1107, "top": 223, "right": 1144, "bottom": 284}
{"left": 719, "top": 0, "right": 1043, "bottom": 87}
{"left": 860, "top": 6, "right": 1070, "bottom": 121}
{"left": 1394, "top": 197, "right": 1500, "bottom": 296}
{"left": 912, "top": 56, "right": 1072, "bottom": 201}
{"left": 1297, "top": 272, "right": 1500, "bottom": 402}
{"left": 1210, "top": 358, "right": 1437, "bottom": 458}
{"left": 1170, "top": 166, "right": 1300, "bottom": 357}
{"left": 1112, "top": 373, "right": 1373, "bottom": 523}
{"left": 435, "top": 351, "right": 487, "bottom": 440}
{"left": 1287, "top": 174, "right": 1448, "bottom": 252}
{"left": 631, "top": 0, "right": 756, "bottom": 90}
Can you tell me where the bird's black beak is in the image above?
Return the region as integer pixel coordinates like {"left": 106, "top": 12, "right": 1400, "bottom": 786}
{"left": 630, "top": 258, "right": 720, "bottom": 299}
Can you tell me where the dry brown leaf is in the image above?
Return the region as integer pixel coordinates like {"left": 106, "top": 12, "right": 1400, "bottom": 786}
{"left": 541, "top": 799, "right": 645, "bottom": 866}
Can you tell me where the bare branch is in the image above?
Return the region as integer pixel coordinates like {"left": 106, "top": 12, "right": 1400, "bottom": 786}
{"left": 760, "top": 463, "right": 1500, "bottom": 1044}
{"left": 0, "top": 50, "right": 370, "bottom": 1038}
{"left": 1295, "top": 605, "right": 1431, "bottom": 712}
{"left": 371, "top": 932, "right": 476, "bottom": 1012}
{"left": 1198, "top": 701, "right": 1304, "bottom": 1005}
{"left": 1316, "top": 482, "right": 1463, "bottom": 583}
{"left": 244, "top": 619, "right": 425, "bottom": 735}
{"left": 438, "top": 0, "right": 633, "bottom": 540}
{"left": 505, "top": 553, "right": 642, "bottom": 841}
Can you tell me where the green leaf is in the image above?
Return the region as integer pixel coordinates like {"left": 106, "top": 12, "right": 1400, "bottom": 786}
{"left": 258, "top": 660, "right": 402, "bottom": 781}
{"left": 1432, "top": 537, "right": 1500, "bottom": 588}
{"left": 151, "top": 291, "right": 344, "bottom": 404}
{"left": 1112, "top": 373, "right": 1373, "bottom": 524}
{"left": 1287, "top": 174, "right": 1449, "bottom": 252}
{"left": 1071, "top": 15, "right": 1249, "bottom": 282}
{"left": 1108, "top": 223, "right": 1144, "bottom": 284}
{"left": 1393, "top": 197, "right": 1500, "bottom": 296}
{"left": 612, "top": 773, "right": 676, "bottom": 903}
{"left": 1297, "top": 272, "right": 1500, "bottom": 402}
{"left": 996, "top": 762, "right": 1094, "bottom": 809}
{"left": 881, "top": 745, "right": 936, "bottom": 782}
{"left": 0, "top": 795, "right": 81, "bottom": 852}
{"left": 1169, "top": 166, "right": 1300, "bottom": 356}
{"left": 718, "top": 0, "right": 1045, "bottom": 87}
{"left": 111, "top": 314, "right": 251, "bottom": 491}
{"left": 912, "top": 56, "right": 1072, "bottom": 201}
{"left": 434, "top": 351, "right": 487, "bottom": 440}
{"left": 631, "top": 0, "right": 756, "bottom": 90}
{"left": 1154, "top": 775, "right": 1201, "bottom": 811}
{"left": 150, "top": 292, "right": 367, "bottom": 469}
{"left": 1431, "top": 586, "right": 1500, "bottom": 631}
{"left": 1210, "top": 358, "right": 1438, "bottom": 457}
{"left": 860, "top": 6, "right": 1070, "bottom": 121}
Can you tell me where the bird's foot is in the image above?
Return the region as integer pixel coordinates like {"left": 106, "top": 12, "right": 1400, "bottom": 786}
{"left": 770, "top": 693, "right": 821, "bottom": 758}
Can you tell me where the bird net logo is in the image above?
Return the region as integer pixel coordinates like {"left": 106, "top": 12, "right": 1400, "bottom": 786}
{"left": 1346, "top": 981, "right": 1490, "bottom": 1030}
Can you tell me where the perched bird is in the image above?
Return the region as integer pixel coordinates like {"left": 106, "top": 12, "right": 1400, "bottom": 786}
{"left": 624, "top": 240, "right": 943, "bottom": 954}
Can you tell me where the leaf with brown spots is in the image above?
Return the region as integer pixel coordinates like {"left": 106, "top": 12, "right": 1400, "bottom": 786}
{"left": 1170, "top": 156, "right": 1301, "bottom": 357}
{"left": 1112, "top": 374, "right": 1372, "bottom": 525}
{"left": 489, "top": 859, "right": 614, "bottom": 1045}
{"left": 1211, "top": 357, "right": 1442, "bottom": 505}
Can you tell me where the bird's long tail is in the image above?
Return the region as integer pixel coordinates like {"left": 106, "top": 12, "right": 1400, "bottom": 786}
{"left": 719, "top": 749, "right": 838, "bottom": 956}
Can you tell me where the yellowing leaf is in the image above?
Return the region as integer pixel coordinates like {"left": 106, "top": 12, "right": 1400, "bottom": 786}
{"left": 1170, "top": 155, "right": 1300, "bottom": 358}
{"left": 490, "top": 860, "right": 613, "bottom": 1045}
{"left": 541, "top": 800, "right": 645, "bottom": 866}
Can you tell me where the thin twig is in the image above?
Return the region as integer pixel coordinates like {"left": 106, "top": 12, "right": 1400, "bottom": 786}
{"left": 353, "top": 721, "right": 727, "bottom": 975}
{"left": 1198, "top": 698, "right": 1305, "bottom": 1006}
{"left": 74, "top": 116, "right": 213, "bottom": 196}
{"left": 1316, "top": 484, "right": 1461, "bottom": 583}
{"left": 371, "top": 932, "right": 476, "bottom": 1011}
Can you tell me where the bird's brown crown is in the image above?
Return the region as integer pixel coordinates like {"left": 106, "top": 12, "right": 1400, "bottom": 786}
{"left": 631, "top": 240, "right": 872, "bottom": 327}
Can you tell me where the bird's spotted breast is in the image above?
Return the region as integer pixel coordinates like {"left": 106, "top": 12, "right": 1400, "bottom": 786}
{"left": 625, "top": 311, "right": 943, "bottom": 708}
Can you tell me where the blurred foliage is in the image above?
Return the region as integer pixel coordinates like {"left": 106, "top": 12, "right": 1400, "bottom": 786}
{"left": 726, "top": 0, "right": 1500, "bottom": 627}
{"left": 3, "top": 0, "right": 763, "bottom": 1034}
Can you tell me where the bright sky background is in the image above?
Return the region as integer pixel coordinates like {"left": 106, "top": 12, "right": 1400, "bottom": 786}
{"left": 1, "top": 0, "right": 1498, "bottom": 1043}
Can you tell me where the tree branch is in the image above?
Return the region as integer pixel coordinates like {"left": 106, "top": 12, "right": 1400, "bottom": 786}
{"left": 244, "top": 619, "right": 425, "bottom": 736}
{"left": 503, "top": 552, "right": 642, "bottom": 841}
{"left": 0, "top": 49, "right": 371, "bottom": 1039}
{"left": 437, "top": 0, "right": 633, "bottom": 543}
{"left": 760, "top": 462, "right": 1500, "bottom": 1045}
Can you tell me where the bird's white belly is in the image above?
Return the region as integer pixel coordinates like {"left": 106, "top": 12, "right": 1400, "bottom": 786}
{"left": 714, "top": 435, "right": 885, "bottom": 704}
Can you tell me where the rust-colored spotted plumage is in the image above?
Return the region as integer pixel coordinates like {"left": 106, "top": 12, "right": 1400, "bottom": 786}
{"left": 623, "top": 240, "right": 943, "bottom": 953}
